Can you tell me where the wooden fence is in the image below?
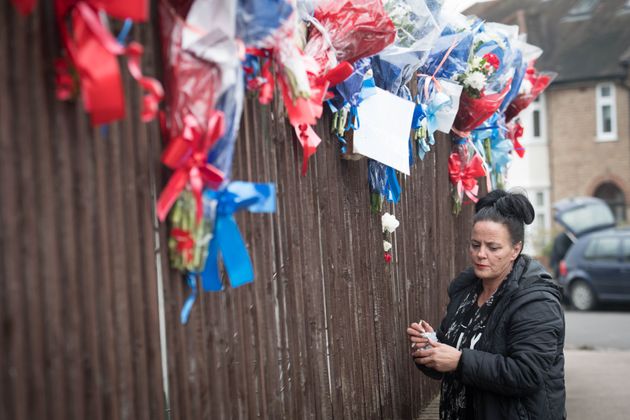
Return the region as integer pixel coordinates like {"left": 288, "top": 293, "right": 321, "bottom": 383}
{"left": 0, "top": 3, "right": 475, "bottom": 419}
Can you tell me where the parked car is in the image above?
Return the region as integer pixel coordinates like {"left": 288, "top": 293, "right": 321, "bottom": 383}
{"left": 557, "top": 228, "right": 630, "bottom": 310}
{"left": 551, "top": 196, "right": 616, "bottom": 266}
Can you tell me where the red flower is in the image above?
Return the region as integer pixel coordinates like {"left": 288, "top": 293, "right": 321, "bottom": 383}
{"left": 483, "top": 53, "right": 500, "bottom": 70}
{"left": 384, "top": 253, "right": 392, "bottom": 263}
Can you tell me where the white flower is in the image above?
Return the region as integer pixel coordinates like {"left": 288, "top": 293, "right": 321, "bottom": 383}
{"left": 383, "top": 240, "right": 392, "bottom": 252}
{"left": 519, "top": 78, "right": 533, "bottom": 95}
{"left": 471, "top": 56, "right": 484, "bottom": 69}
{"left": 464, "top": 71, "right": 487, "bottom": 91}
{"left": 381, "top": 212, "right": 400, "bottom": 233}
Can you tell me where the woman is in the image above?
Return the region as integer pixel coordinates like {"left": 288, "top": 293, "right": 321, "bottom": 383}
{"left": 407, "top": 189, "right": 566, "bottom": 419}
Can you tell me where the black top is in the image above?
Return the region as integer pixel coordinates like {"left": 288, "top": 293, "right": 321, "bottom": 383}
{"left": 440, "top": 276, "right": 509, "bottom": 420}
{"left": 417, "top": 255, "right": 566, "bottom": 420}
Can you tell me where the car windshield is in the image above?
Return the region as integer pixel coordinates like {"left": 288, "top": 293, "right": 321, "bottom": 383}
{"left": 559, "top": 202, "right": 615, "bottom": 235}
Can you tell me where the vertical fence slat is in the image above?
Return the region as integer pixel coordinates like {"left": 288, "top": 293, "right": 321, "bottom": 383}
{"left": 1, "top": 3, "right": 477, "bottom": 419}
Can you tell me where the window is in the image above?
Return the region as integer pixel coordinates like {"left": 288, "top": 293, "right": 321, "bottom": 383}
{"left": 596, "top": 83, "right": 617, "bottom": 141}
{"left": 536, "top": 192, "right": 544, "bottom": 207}
{"left": 584, "top": 237, "right": 620, "bottom": 261}
{"left": 622, "top": 239, "right": 630, "bottom": 262}
{"left": 524, "top": 93, "right": 547, "bottom": 144}
{"left": 532, "top": 110, "right": 541, "bottom": 137}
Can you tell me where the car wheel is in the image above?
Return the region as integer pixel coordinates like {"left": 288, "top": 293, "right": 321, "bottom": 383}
{"left": 570, "top": 280, "right": 597, "bottom": 311}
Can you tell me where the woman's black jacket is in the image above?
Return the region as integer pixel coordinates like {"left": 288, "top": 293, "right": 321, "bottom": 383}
{"left": 419, "top": 255, "right": 566, "bottom": 420}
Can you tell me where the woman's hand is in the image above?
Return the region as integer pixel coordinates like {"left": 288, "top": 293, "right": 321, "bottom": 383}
{"left": 406, "top": 320, "right": 434, "bottom": 350}
{"left": 412, "top": 339, "right": 462, "bottom": 373}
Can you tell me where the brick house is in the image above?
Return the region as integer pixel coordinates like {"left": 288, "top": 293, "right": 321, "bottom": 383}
{"left": 468, "top": 0, "right": 630, "bottom": 254}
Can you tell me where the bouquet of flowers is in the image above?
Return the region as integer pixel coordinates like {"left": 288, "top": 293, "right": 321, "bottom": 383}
{"left": 452, "top": 24, "right": 516, "bottom": 134}
{"left": 371, "top": 0, "right": 443, "bottom": 95}
{"left": 498, "top": 39, "right": 542, "bottom": 113}
{"left": 419, "top": 11, "right": 481, "bottom": 80}
{"left": 505, "top": 65, "right": 557, "bottom": 122}
{"left": 304, "top": 0, "right": 396, "bottom": 74}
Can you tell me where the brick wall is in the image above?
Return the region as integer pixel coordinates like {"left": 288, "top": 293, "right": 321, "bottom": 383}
{"left": 547, "top": 81, "right": 630, "bottom": 219}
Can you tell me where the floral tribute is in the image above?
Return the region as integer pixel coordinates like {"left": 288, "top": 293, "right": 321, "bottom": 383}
{"left": 456, "top": 53, "right": 500, "bottom": 99}
{"left": 9, "top": 0, "right": 557, "bottom": 320}
{"left": 382, "top": 212, "right": 400, "bottom": 263}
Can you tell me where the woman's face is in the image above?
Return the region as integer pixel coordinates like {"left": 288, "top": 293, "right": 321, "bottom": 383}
{"left": 469, "top": 220, "right": 522, "bottom": 283}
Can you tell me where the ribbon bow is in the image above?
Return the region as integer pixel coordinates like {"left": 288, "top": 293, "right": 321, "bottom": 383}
{"left": 157, "top": 113, "right": 226, "bottom": 223}
{"left": 200, "top": 182, "right": 276, "bottom": 292}
{"left": 54, "top": 1, "right": 162, "bottom": 125}
{"left": 423, "top": 91, "right": 451, "bottom": 140}
{"left": 448, "top": 153, "right": 487, "bottom": 203}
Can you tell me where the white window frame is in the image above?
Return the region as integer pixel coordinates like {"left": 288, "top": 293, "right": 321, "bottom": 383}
{"left": 596, "top": 82, "right": 618, "bottom": 142}
{"left": 522, "top": 93, "right": 547, "bottom": 146}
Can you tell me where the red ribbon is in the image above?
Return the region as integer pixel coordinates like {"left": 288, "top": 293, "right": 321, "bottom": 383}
{"left": 294, "top": 124, "right": 322, "bottom": 176}
{"left": 171, "top": 228, "right": 195, "bottom": 263}
{"left": 448, "top": 153, "right": 487, "bottom": 203}
{"left": 55, "top": 0, "right": 148, "bottom": 22}
{"left": 55, "top": 1, "right": 161, "bottom": 125}
{"left": 157, "top": 112, "right": 226, "bottom": 223}
{"left": 509, "top": 121, "right": 525, "bottom": 158}
{"left": 245, "top": 48, "right": 275, "bottom": 105}
{"left": 10, "top": 0, "right": 37, "bottom": 15}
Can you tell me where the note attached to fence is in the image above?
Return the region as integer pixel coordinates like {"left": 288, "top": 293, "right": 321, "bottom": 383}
{"left": 353, "top": 87, "right": 414, "bottom": 175}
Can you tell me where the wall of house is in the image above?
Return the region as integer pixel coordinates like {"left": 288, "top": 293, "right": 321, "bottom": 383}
{"left": 507, "top": 96, "right": 553, "bottom": 255}
{"left": 547, "top": 81, "right": 630, "bottom": 221}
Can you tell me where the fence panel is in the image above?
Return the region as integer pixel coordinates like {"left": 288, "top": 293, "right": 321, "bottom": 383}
{"left": 0, "top": 3, "right": 475, "bottom": 419}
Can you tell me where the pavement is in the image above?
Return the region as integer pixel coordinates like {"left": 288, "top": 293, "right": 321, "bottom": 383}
{"left": 418, "top": 351, "right": 630, "bottom": 420}
{"left": 565, "top": 349, "right": 630, "bottom": 420}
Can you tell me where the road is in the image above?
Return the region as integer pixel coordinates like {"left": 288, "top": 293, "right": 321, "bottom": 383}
{"left": 564, "top": 304, "right": 630, "bottom": 420}
{"left": 564, "top": 304, "right": 630, "bottom": 349}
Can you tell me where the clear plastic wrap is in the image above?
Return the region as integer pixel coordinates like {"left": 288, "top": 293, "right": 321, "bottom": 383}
{"left": 159, "top": 2, "right": 222, "bottom": 136}
{"left": 371, "top": 0, "right": 443, "bottom": 94}
{"left": 505, "top": 68, "right": 557, "bottom": 122}
{"left": 418, "top": 12, "right": 480, "bottom": 80}
{"left": 236, "top": 0, "right": 294, "bottom": 47}
{"left": 303, "top": 0, "right": 396, "bottom": 73}
{"left": 452, "top": 22, "right": 518, "bottom": 133}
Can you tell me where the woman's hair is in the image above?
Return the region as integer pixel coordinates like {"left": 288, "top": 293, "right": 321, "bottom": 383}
{"left": 473, "top": 189, "right": 535, "bottom": 245}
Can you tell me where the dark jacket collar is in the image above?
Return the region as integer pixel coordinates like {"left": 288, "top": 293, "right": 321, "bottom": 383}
{"left": 448, "top": 255, "right": 560, "bottom": 300}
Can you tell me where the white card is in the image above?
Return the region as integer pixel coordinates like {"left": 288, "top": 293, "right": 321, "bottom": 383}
{"left": 353, "top": 87, "right": 415, "bottom": 175}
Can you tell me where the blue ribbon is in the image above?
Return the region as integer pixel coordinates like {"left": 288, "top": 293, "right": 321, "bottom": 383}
{"left": 424, "top": 91, "right": 451, "bottom": 143}
{"left": 336, "top": 134, "right": 347, "bottom": 153}
{"left": 346, "top": 105, "right": 359, "bottom": 130}
{"left": 180, "top": 273, "right": 198, "bottom": 325}
{"left": 117, "top": 19, "right": 133, "bottom": 44}
{"left": 200, "top": 182, "right": 276, "bottom": 291}
{"left": 385, "top": 166, "right": 401, "bottom": 203}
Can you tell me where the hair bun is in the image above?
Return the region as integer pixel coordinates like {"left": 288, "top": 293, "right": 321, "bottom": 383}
{"left": 475, "top": 189, "right": 535, "bottom": 225}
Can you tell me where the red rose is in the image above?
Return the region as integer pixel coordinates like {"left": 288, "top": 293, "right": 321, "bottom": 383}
{"left": 483, "top": 53, "right": 500, "bottom": 70}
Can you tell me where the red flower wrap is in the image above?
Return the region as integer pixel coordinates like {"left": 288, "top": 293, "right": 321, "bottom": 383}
{"left": 505, "top": 69, "right": 556, "bottom": 122}
{"left": 306, "top": 0, "right": 396, "bottom": 71}
{"left": 453, "top": 82, "right": 512, "bottom": 133}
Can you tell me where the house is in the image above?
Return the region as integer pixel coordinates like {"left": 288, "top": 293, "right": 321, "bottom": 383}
{"left": 467, "top": 0, "right": 630, "bottom": 255}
